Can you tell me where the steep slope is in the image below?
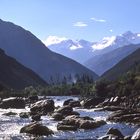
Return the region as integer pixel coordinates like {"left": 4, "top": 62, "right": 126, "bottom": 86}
{"left": 102, "top": 48, "right": 140, "bottom": 80}
{"left": 0, "top": 49, "right": 46, "bottom": 89}
{"left": 85, "top": 44, "right": 140, "bottom": 75}
{"left": 0, "top": 19, "right": 98, "bottom": 81}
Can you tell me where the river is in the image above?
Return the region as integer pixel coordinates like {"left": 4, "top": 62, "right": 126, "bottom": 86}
{"left": 0, "top": 96, "right": 138, "bottom": 139}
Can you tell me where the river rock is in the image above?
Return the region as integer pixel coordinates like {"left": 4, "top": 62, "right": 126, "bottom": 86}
{"left": 131, "top": 128, "right": 140, "bottom": 139}
{"left": 57, "top": 115, "right": 106, "bottom": 131}
{"left": 20, "top": 122, "right": 54, "bottom": 136}
{"left": 31, "top": 114, "right": 41, "bottom": 121}
{"left": 98, "top": 134, "right": 119, "bottom": 140}
{"left": 2, "top": 112, "right": 17, "bottom": 116}
{"left": 107, "top": 109, "right": 140, "bottom": 125}
{"left": 55, "top": 105, "right": 73, "bottom": 116}
{"left": 63, "top": 99, "right": 74, "bottom": 106}
{"left": 28, "top": 95, "right": 38, "bottom": 103}
{"left": 106, "top": 127, "right": 124, "bottom": 138}
{"left": 0, "top": 97, "right": 25, "bottom": 109}
{"left": 81, "top": 97, "right": 104, "bottom": 108}
{"left": 30, "top": 99, "right": 54, "bottom": 115}
{"left": 19, "top": 112, "right": 30, "bottom": 118}
{"left": 52, "top": 113, "right": 64, "bottom": 121}
{"left": 57, "top": 123, "right": 78, "bottom": 131}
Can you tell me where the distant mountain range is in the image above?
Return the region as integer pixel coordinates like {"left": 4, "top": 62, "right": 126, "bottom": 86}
{"left": 0, "top": 48, "right": 46, "bottom": 89}
{"left": 45, "top": 31, "right": 140, "bottom": 75}
{"left": 0, "top": 19, "right": 98, "bottom": 83}
{"left": 102, "top": 47, "right": 140, "bottom": 80}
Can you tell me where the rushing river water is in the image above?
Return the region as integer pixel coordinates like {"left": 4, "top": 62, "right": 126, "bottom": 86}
{"left": 0, "top": 96, "right": 138, "bottom": 140}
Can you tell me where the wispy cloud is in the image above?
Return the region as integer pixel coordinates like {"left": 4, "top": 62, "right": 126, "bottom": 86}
{"left": 90, "top": 17, "right": 106, "bottom": 22}
{"left": 109, "top": 29, "right": 113, "bottom": 32}
{"left": 73, "top": 22, "right": 88, "bottom": 27}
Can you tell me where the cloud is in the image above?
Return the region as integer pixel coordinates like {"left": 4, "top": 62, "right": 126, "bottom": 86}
{"left": 90, "top": 17, "right": 106, "bottom": 22}
{"left": 73, "top": 22, "right": 88, "bottom": 27}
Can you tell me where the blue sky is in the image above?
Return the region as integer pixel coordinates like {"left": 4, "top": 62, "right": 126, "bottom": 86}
{"left": 0, "top": 0, "right": 140, "bottom": 41}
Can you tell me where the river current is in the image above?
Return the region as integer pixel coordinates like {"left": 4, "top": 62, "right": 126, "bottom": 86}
{"left": 0, "top": 96, "right": 138, "bottom": 140}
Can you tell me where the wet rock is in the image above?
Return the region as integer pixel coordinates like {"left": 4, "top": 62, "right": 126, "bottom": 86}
{"left": 57, "top": 123, "right": 78, "bottom": 131}
{"left": 106, "top": 127, "right": 124, "bottom": 138}
{"left": 81, "top": 97, "right": 104, "bottom": 108}
{"left": 0, "top": 97, "right": 25, "bottom": 109}
{"left": 55, "top": 105, "right": 73, "bottom": 116}
{"left": 52, "top": 113, "right": 64, "bottom": 121}
{"left": 131, "top": 128, "right": 140, "bottom": 139}
{"left": 107, "top": 109, "right": 140, "bottom": 125}
{"left": 63, "top": 99, "right": 74, "bottom": 106}
{"left": 2, "top": 112, "right": 17, "bottom": 116}
{"left": 70, "top": 111, "right": 80, "bottom": 116}
{"left": 28, "top": 95, "right": 38, "bottom": 103}
{"left": 58, "top": 115, "right": 106, "bottom": 131}
{"left": 31, "top": 114, "right": 41, "bottom": 121}
{"left": 69, "top": 101, "right": 81, "bottom": 108}
{"left": 124, "top": 135, "right": 131, "bottom": 140}
{"left": 80, "top": 120, "right": 106, "bottom": 129}
{"left": 20, "top": 122, "right": 53, "bottom": 136}
{"left": 19, "top": 112, "right": 30, "bottom": 118}
{"left": 30, "top": 99, "right": 54, "bottom": 115}
{"left": 98, "top": 134, "right": 119, "bottom": 140}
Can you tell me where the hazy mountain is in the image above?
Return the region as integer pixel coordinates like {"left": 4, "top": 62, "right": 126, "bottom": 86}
{"left": 102, "top": 47, "right": 140, "bottom": 80}
{"left": 85, "top": 44, "right": 140, "bottom": 75}
{"left": 0, "top": 48, "right": 46, "bottom": 89}
{"left": 43, "top": 36, "right": 94, "bottom": 64}
{"left": 45, "top": 31, "right": 140, "bottom": 65}
{"left": 0, "top": 19, "right": 98, "bottom": 82}
{"left": 92, "top": 31, "right": 140, "bottom": 56}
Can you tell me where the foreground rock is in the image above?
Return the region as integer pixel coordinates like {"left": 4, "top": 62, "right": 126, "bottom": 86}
{"left": 30, "top": 99, "right": 54, "bottom": 116}
{"left": 98, "top": 127, "right": 124, "bottom": 139}
{"left": 132, "top": 128, "right": 140, "bottom": 139}
{"left": 107, "top": 109, "right": 140, "bottom": 125}
{"left": 81, "top": 97, "right": 105, "bottom": 108}
{"left": 20, "top": 122, "right": 54, "bottom": 136}
{"left": 0, "top": 97, "right": 25, "bottom": 109}
{"left": 57, "top": 115, "right": 106, "bottom": 131}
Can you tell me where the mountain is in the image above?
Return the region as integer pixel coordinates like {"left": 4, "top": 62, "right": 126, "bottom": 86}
{"left": 43, "top": 36, "right": 94, "bottom": 64}
{"left": 0, "top": 19, "right": 98, "bottom": 82}
{"left": 0, "top": 48, "right": 46, "bottom": 89}
{"left": 85, "top": 44, "right": 140, "bottom": 75}
{"left": 92, "top": 31, "right": 140, "bottom": 56}
{"left": 102, "top": 47, "right": 140, "bottom": 80}
{"left": 45, "top": 31, "right": 140, "bottom": 65}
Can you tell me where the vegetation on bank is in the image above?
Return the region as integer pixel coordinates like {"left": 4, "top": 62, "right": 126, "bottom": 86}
{"left": 0, "top": 64, "right": 140, "bottom": 99}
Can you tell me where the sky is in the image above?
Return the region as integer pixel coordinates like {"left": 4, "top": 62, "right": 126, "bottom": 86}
{"left": 0, "top": 0, "right": 140, "bottom": 42}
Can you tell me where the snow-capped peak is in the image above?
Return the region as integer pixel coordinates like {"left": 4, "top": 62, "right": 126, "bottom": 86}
{"left": 91, "top": 36, "right": 116, "bottom": 50}
{"left": 42, "top": 36, "right": 67, "bottom": 46}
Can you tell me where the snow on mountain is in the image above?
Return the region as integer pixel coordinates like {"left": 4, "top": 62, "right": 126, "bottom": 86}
{"left": 44, "top": 31, "right": 140, "bottom": 64}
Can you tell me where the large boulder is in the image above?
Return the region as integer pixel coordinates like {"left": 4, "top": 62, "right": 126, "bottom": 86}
{"left": 57, "top": 115, "right": 106, "bottom": 131}
{"left": 28, "top": 95, "right": 38, "bottom": 103}
{"left": 81, "top": 97, "right": 104, "bottom": 108}
{"left": 0, "top": 97, "right": 25, "bottom": 109}
{"left": 20, "top": 122, "right": 53, "bottom": 136}
{"left": 30, "top": 99, "right": 54, "bottom": 115}
{"left": 19, "top": 112, "right": 30, "bottom": 118}
{"left": 132, "top": 128, "right": 140, "bottom": 139}
{"left": 106, "top": 127, "right": 124, "bottom": 138}
{"left": 55, "top": 105, "right": 73, "bottom": 116}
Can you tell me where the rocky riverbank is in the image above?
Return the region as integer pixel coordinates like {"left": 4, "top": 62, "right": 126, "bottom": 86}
{"left": 0, "top": 95, "right": 139, "bottom": 139}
